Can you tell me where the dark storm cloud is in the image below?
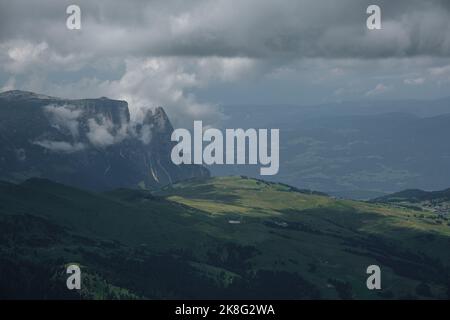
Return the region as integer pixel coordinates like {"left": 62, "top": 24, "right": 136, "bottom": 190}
{"left": 2, "top": 0, "right": 450, "bottom": 125}
{"left": 1, "top": 0, "right": 450, "bottom": 59}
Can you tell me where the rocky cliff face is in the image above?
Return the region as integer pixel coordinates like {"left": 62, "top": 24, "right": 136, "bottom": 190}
{"left": 0, "top": 90, "right": 209, "bottom": 190}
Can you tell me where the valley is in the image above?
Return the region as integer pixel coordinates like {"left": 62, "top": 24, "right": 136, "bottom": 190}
{"left": 213, "top": 101, "right": 450, "bottom": 199}
{"left": 1, "top": 176, "right": 449, "bottom": 299}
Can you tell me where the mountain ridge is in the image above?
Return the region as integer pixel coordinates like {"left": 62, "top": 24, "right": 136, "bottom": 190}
{"left": 374, "top": 187, "right": 450, "bottom": 203}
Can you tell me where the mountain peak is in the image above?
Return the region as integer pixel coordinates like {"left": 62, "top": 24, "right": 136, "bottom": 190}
{"left": 153, "top": 106, "right": 171, "bottom": 131}
{"left": 155, "top": 106, "right": 168, "bottom": 116}
{"left": 154, "top": 106, "right": 169, "bottom": 120}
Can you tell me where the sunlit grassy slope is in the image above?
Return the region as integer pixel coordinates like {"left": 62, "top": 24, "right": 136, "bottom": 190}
{"left": 157, "top": 176, "right": 450, "bottom": 298}
{"left": 1, "top": 176, "right": 449, "bottom": 299}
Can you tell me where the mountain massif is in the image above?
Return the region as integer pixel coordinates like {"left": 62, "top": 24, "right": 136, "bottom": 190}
{"left": 0, "top": 90, "right": 208, "bottom": 190}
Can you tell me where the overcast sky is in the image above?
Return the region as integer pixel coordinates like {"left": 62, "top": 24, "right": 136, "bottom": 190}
{"left": 1, "top": 0, "right": 450, "bottom": 126}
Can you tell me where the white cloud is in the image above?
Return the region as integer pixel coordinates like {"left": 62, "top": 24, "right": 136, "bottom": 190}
{"left": 86, "top": 115, "right": 128, "bottom": 147}
{"left": 5, "top": 41, "right": 49, "bottom": 73}
{"left": 429, "top": 65, "right": 450, "bottom": 76}
{"left": 64, "top": 57, "right": 231, "bottom": 127}
{"left": 197, "top": 57, "right": 259, "bottom": 82}
{"left": 44, "top": 104, "right": 83, "bottom": 137}
{"left": 365, "top": 83, "right": 391, "bottom": 96}
{"left": 404, "top": 77, "right": 425, "bottom": 85}
{"left": 32, "top": 140, "right": 86, "bottom": 153}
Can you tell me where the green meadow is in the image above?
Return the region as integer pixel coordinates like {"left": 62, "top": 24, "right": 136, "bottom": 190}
{"left": 1, "top": 176, "right": 449, "bottom": 299}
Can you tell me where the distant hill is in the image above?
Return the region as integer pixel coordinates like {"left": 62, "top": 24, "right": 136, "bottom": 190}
{"left": 0, "top": 90, "right": 208, "bottom": 191}
{"left": 374, "top": 188, "right": 450, "bottom": 203}
{"left": 211, "top": 99, "right": 450, "bottom": 199}
{"left": 1, "top": 176, "right": 449, "bottom": 299}
{"left": 371, "top": 187, "right": 450, "bottom": 219}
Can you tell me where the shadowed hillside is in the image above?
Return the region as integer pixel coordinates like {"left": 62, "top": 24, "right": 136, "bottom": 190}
{"left": 1, "top": 176, "right": 449, "bottom": 299}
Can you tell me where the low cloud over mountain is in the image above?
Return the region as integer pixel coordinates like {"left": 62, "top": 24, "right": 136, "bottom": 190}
{"left": 0, "top": 90, "right": 209, "bottom": 190}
